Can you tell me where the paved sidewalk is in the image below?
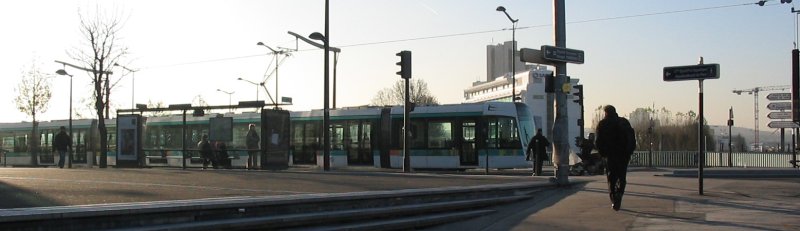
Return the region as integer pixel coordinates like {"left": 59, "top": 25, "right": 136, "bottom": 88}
{"left": 513, "top": 169, "right": 800, "bottom": 231}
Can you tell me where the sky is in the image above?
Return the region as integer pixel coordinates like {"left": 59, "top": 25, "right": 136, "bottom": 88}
{"left": 1, "top": 0, "right": 797, "bottom": 135}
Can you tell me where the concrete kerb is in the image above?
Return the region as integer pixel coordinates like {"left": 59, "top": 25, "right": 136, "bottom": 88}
{"left": 0, "top": 180, "right": 575, "bottom": 224}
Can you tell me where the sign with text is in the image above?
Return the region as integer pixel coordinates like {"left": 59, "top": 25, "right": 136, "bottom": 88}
{"left": 767, "top": 102, "right": 792, "bottom": 110}
{"left": 663, "top": 64, "right": 720, "bottom": 81}
{"left": 541, "top": 45, "right": 585, "bottom": 64}
{"left": 768, "top": 121, "right": 799, "bottom": 128}
{"left": 767, "top": 93, "right": 791, "bottom": 101}
{"left": 768, "top": 111, "right": 792, "bottom": 119}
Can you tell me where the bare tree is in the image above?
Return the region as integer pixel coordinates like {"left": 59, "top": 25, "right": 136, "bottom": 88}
{"left": 370, "top": 79, "right": 439, "bottom": 106}
{"left": 14, "top": 60, "right": 52, "bottom": 166}
{"left": 68, "top": 6, "right": 128, "bottom": 168}
{"left": 145, "top": 100, "right": 169, "bottom": 117}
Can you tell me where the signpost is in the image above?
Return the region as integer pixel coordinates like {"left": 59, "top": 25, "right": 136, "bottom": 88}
{"left": 768, "top": 111, "right": 792, "bottom": 119}
{"left": 767, "top": 102, "right": 793, "bottom": 110}
{"left": 767, "top": 93, "right": 792, "bottom": 101}
{"left": 541, "top": 45, "right": 584, "bottom": 64}
{"left": 663, "top": 64, "right": 720, "bottom": 82}
{"left": 768, "top": 121, "right": 800, "bottom": 128}
{"left": 663, "top": 60, "right": 720, "bottom": 196}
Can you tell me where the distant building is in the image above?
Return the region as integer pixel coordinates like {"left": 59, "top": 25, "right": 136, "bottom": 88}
{"left": 486, "top": 41, "right": 534, "bottom": 82}
{"left": 467, "top": 42, "right": 584, "bottom": 155}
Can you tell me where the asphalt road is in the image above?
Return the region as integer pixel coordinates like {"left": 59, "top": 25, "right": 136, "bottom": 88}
{"left": 0, "top": 167, "right": 540, "bottom": 209}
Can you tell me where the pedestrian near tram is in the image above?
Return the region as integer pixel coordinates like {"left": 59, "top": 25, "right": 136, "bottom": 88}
{"left": 245, "top": 124, "right": 260, "bottom": 169}
{"left": 53, "top": 126, "right": 71, "bottom": 168}
{"left": 526, "top": 128, "right": 550, "bottom": 176}
{"left": 595, "top": 105, "right": 636, "bottom": 211}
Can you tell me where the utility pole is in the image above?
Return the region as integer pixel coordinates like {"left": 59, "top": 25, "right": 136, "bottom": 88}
{"left": 552, "top": 0, "right": 570, "bottom": 185}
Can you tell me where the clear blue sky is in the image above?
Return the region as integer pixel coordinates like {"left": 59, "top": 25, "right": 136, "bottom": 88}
{"left": 0, "top": 0, "right": 795, "bottom": 133}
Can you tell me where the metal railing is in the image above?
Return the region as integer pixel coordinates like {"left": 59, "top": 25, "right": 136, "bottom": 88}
{"left": 630, "top": 151, "right": 799, "bottom": 168}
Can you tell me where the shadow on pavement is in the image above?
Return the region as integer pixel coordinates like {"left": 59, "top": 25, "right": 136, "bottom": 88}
{"left": 0, "top": 182, "right": 63, "bottom": 209}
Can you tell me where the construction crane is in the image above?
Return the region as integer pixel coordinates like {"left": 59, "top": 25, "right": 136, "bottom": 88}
{"left": 732, "top": 85, "right": 790, "bottom": 147}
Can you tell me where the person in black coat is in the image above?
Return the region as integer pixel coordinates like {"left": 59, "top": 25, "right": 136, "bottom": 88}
{"left": 527, "top": 129, "right": 550, "bottom": 176}
{"left": 53, "top": 126, "right": 71, "bottom": 168}
{"left": 197, "top": 134, "right": 214, "bottom": 169}
{"left": 595, "top": 105, "right": 635, "bottom": 211}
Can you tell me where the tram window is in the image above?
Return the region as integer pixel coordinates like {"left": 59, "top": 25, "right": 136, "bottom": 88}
{"left": 410, "top": 120, "right": 426, "bottom": 148}
{"left": 292, "top": 123, "right": 304, "bottom": 148}
{"left": 304, "top": 122, "right": 320, "bottom": 149}
{"left": 361, "top": 122, "right": 372, "bottom": 149}
{"left": 427, "top": 121, "right": 452, "bottom": 148}
{"left": 15, "top": 135, "right": 27, "bottom": 152}
{"left": 2, "top": 137, "right": 13, "bottom": 151}
{"left": 487, "top": 117, "right": 521, "bottom": 149}
{"left": 463, "top": 122, "right": 476, "bottom": 142}
{"left": 331, "top": 123, "right": 345, "bottom": 150}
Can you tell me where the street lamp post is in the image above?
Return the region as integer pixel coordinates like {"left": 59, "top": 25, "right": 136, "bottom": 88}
{"left": 287, "top": 31, "right": 341, "bottom": 108}
{"left": 237, "top": 77, "right": 264, "bottom": 101}
{"left": 310, "top": 0, "right": 331, "bottom": 171}
{"left": 216, "top": 89, "right": 235, "bottom": 112}
{"left": 114, "top": 63, "right": 138, "bottom": 110}
{"left": 56, "top": 68, "right": 73, "bottom": 168}
{"left": 496, "top": 6, "right": 519, "bottom": 102}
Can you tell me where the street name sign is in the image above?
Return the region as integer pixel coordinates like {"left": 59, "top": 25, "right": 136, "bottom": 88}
{"left": 768, "top": 121, "right": 799, "bottom": 128}
{"left": 768, "top": 111, "right": 792, "bottom": 119}
{"left": 520, "top": 48, "right": 555, "bottom": 65}
{"left": 767, "top": 102, "right": 792, "bottom": 110}
{"left": 663, "top": 64, "right": 720, "bottom": 81}
{"left": 767, "top": 93, "right": 791, "bottom": 101}
{"left": 541, "top": 45, "right": 585, "bottom": 64}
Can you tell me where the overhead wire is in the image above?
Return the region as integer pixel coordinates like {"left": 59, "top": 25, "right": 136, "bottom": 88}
{"left": 140, "top": 1, "right": 766, "bottom": 70}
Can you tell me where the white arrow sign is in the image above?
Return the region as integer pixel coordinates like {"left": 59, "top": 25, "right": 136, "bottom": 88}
{"left": 768, "top": 111, "right": 792, "bottom": 119}
{"left": 767, "top": 102, "right": 792, "bottom": 110}
{"left": 767, "top": 93, "right": 791, "bottom": 101}
{"left": 768, "top": 121, "right": 799, "bottom": 128}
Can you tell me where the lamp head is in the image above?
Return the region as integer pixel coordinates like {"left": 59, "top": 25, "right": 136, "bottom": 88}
{"left": 309, "top": 32, "right": 326, "bottom": 42}
{"left": 496, "top": 6, "right": 506, "bottom": 12}
{"left": 237, "top": 77, "right": 243, "bottom": 80}
{"left": 257, "top": 42, "right": 265, "bottom": 46}
{"left": 56, "top": 69, "right": 70, "bottom": 76}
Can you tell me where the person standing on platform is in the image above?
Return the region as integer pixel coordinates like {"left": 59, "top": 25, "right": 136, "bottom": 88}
{"left": 53, "top": 126, "right": 71, "bottom": 169}
{"left": 595, "top": 105, "right": 636, "bottom": 211}
{"left": 246, "top": 124, "right": 260, "bottom": 169}
{"left": 527, "top": 128, "right": 550, "bottom": 176}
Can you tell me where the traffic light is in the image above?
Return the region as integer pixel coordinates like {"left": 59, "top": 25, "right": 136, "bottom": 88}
{"left": 572, "top": 85, "right": 583, "bottom": 105}
{"left": 396, "top": 50, "right": 412, "bottom": 79}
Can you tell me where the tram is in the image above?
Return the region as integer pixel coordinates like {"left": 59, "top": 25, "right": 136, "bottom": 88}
{"left": 0, "top": 119, "right": 115, "bottom": 166}
{"left": 291, "top": 101, "right": 535, "bottom": 169}
{"left": 0, "top": 102, "right": 535, "bottom": 170}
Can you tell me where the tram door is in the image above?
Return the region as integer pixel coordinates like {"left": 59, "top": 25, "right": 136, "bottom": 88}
{"left": 346, "top": 120, "right": 373, "bottom": 165}
{"left": 459, "top": 120, "right": 478, "bottom": 166}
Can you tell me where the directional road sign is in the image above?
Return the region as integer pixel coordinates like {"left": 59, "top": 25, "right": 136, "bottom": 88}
{"left": 541, "top": 45, "right": 585, "bottom": 64}
{"left": 663, "top": 64, "right": 720, "bottom": 81}
{"left": 766, "top": 93, "right": 791, "bottom": 101}
{"left": 768, "top": 111, "right": 792, "bottom": 119}
{"left": 767, "top": 102, "right": 792, "bottom": 110}
{"left": 768, "top": 121, "right": 799, "bottom": 128}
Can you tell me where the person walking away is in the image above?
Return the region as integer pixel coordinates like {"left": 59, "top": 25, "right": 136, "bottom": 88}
{"left": 53, "top": 126, "right": 71, "bottom": 169}
{"left": 198, "top": 134, "right": 214, "bottom": 169}
{"left": 595, "top": 105, "right": 636, "bottom": 211}
{"left": 246, "top": 124, "right": 260, "bottom": 169}
{"left": 527, "top": 128, "right": 550, "bottom": 176}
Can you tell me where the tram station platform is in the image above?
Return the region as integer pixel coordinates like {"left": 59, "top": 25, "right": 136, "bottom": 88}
{"left": 0, "top": 167, "right": 798, "bottom": 230}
